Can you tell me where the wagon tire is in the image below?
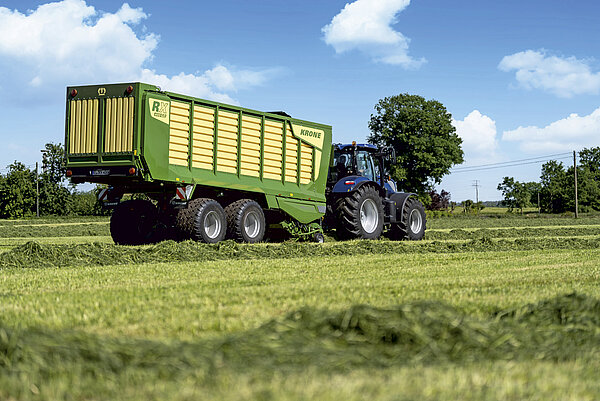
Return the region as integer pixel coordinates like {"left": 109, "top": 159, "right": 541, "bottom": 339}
{"left": 177, "top": 198, "right": 227, "bottom": 243}
{"left": 225, "top": 199, "right": 266, "bottom": 243}
{"left": 110, "top": 199, "right": 158, "bottom": 245}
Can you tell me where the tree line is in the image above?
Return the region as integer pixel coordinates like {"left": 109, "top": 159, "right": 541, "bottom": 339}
{"left": 0, "top": 143, "right": 105, "bottom": 218}
{"left": 497, "top": 147, "right": 600, "bottom": 213}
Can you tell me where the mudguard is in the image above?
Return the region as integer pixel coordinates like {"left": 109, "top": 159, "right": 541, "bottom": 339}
{"left": 389, "top": 192, "right": 416, "bottom": 224}
{"left": 331, "top": 175, "right": 371, "bottom": 193}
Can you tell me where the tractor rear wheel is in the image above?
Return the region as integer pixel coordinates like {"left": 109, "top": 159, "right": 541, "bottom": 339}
{"left": 176, "top": 198, "right": 227, "bottom": 243}
{"left": 335, "top": 185, "right": 384, "bottom": 240}
{"left": 110, "top": 199, "right": 159, "bottom": 245}
{"left": 389, "top": 197, "right": 426, "bottom": 240}
{"left": 225, "top": 199, "right": 266, "bottom": 243}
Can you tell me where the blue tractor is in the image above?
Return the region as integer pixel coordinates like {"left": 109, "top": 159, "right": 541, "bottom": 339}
{"left": 324, "top": 143, "right": 426, "bottom": 240}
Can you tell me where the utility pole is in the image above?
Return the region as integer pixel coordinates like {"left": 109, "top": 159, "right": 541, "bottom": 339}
{"left": 574, "top": 150, "right": 578, "bottom": 218}
{"left": 538, "top": 192, "right": 540, "bottom": 215}
{"left": 472, "top": 180, "right": 480, "bottom": 203}
{"left": 36, "top": 162, "right": 39, "bottom": 218}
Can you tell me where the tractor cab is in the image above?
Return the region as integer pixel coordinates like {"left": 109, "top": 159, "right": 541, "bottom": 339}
{"left": 330, "top": 143, "right": 378, "bottom": 183}
{"left": 328, "top": 143, "right": 397, "bottom": 194}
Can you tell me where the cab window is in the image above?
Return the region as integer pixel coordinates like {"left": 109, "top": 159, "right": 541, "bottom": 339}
{"left": 356, "top": 151, "right": 375, "bottom": 181}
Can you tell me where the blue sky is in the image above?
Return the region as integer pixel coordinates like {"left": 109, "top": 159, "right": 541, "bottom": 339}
{"left": 1, "top": 0, "right": 599, "bottom": 201}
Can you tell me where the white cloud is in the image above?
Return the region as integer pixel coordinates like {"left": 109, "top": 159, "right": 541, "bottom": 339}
{"left": 452, "top": 110, "right": 499, "bottom": 164}
{"left": 0, "top": 0, "right": 275, "bottom": 103}
{"left": 140, "top": 66, "right": 277, "bottom": 105}
{"left": 503, "top": 107, "right": 600, "bottom": 153}
{"left": 322, "top": 0, "right": 425, "bottom": 68}
{"left": 499, "top": 50, "right": 600, "bottom": 98}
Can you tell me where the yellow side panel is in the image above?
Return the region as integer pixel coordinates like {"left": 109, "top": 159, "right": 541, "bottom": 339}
{"left": 216, "top": 110, "right": 239, "bottom": 174}
{"left": 68, "top": 99, "right": 99, "bottom": 154}
{"left": 240, "top": 167, "right": 260, "bottom": 178}
{"left": 285, "top": 124, "right": 298, "bottom": 183}
{"left": 103, "top": 97, "right": 133, "bottom": 153}
{"left": 218, "top": 165, "right": 237, "bottom": 174}
{"left": 262, "top": 119, "right": 283, "bottom": 180}
{"left": 192, "top": 154, "right": 213, "bottom": 164}
{"left": 240, "top": 114, "right": 262, "bottom": 177}
{"left": 169, "top": 101, "right": 190, "bottom": 166}
{"left": 300, "top": 142, "right": 313, "bottom": 184}
{"left": 240, "top": 148, "right": 260, "bottom": 158}
{"left": 192, "top": 105, "right": 215, "bottom": 171}
{"left": 263, "top": 172, "right": 281, "bottom": 181}
{"left": 193, "top": 140, "right": 214, "bottom": 151}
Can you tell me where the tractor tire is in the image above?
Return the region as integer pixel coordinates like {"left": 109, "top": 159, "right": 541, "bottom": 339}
{"left": 335, "top": 185, "right": 384, "bottom": 240}
{"left": 389, "top": 197, "right": 426, "bottom": 240}
{"left": 176, "top": 198, "right": 226, "bottom": 243}
{"left": 225, "top": 199, "right": 266, "bottom": 243}
{"left": 110, "top": 199, "right": 159, "bottom": 245}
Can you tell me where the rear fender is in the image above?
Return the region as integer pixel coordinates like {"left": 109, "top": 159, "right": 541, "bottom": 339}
{"left": 332, "top": 176, "right": 385, "bottom": 196}
{"left": 389, "top": 192, "right": 416, "bottom": 224}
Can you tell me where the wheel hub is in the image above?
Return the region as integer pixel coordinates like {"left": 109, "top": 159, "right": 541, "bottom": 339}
{"left": 409, "top": 209, "right": 423, "bottom": 234}
{"left": 243, "top": 210, "right": 261, "bottom": 238}
{"left": 204, "top": 210, "right": 222, "bottom": 239}
{"left": 360, "top": 198, "right": 379, "bottom": 234}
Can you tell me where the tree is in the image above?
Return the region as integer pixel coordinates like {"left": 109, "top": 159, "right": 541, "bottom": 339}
{"left": 368, "top": 94, "right": 464, "bottom": 195}
{"left": 539, "top": 161, "right": 569, "bottom": 213}
{"left": 39, "top": 143, "right": 71, "bottom": 215}
{"left": 497, "top": 177, "right": 540, "bottom": 213}
{"left": 0, "top": 162, "right": 36, "bottom": 218}
{"left": 428, "top": 189, "right": 451, "bottom": 211}
{"left": 41, "top": 142, "right": 66, "bottom": 185}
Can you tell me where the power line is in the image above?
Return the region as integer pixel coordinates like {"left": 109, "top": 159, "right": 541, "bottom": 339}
{"left": 451, "top": 152, "right": 573, "bottom": 172}
{"left": 451, "top": 155, "right": 572, "bottom": 173}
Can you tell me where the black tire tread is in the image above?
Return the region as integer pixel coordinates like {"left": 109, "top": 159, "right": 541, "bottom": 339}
{"left": 224, "top": 199, "right": 265, "bottom": 243}
{"left": 176, "top": 198, "right": 209, "bottom": 240}
{"left": 389, "top": 197, "right": 426, "bottom": 240}
{"left": 110, "top": 199, "right": 157, "bottom": 245}
{"left": 335, "top": 185, "right": 384, "bottom": 240}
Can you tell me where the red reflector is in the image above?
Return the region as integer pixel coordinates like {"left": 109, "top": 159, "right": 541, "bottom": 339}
{"left": 344, "top": 181, "right": 355, "bottom": 185}
{"left": 128, "top": 167, "right": 136, "bottom": 175}
{"left": 70, "top": 89, "right": 77, "bottom": 97}
{"left": 66, "top": 170, "right": 73, "bottom": 177}
{"left": 126, "top": 85, "right": 134, "bottom": 94}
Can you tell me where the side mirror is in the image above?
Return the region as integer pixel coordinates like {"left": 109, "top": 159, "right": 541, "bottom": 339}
{"left": 384, "top": 146, "right": 396, "bottom": 162}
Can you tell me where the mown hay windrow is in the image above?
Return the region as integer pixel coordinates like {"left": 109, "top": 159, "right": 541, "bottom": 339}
{"left": 2, "top": 237, "right": 600, "bottom": 269}
{"left": 0, "top": 294, "right": 598, "bottom": 382}
{"left": 0, "top": 223, "right": 109, "bottom": 238}
{"left": 425, "top": 226, "right": 600, "bottom": 240}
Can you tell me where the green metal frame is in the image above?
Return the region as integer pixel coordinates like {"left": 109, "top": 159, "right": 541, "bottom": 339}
{"left": 64, "top": 82, "right": 332, "bottom": 224}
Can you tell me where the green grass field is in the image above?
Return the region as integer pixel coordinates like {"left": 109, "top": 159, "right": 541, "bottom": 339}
{"left": 1, "top": 214, "right": 599, "bottom": 400}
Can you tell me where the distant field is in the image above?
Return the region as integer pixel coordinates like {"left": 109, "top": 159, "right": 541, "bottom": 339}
{"left": 0, "top": 214, "right": 599, "bottom": 400}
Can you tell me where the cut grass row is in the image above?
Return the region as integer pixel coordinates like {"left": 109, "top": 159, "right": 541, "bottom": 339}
{"left": 0, "top": 249, "right": 599, "bottom": 400}
{"left": 1, "top": 294, "right": 599, "bottom": 401}
{"left": 4, "top": 236, "right": 600, "bottom": 269}
{"left": 1, "top": 248, "right": 598, "bottom": 340}
{"left": 425, "top": 226, "right": 600, "bottom": 240}
{"left": 0, "top": 222, "right": 109, "bottom": 238}
{"left": 427, "top": 215, "right": 600, "bottom": 229}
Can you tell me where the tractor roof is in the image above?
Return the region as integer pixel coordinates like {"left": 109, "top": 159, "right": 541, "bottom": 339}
{"left": 335, "top": 143, "right": 378, "bottom": 151}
